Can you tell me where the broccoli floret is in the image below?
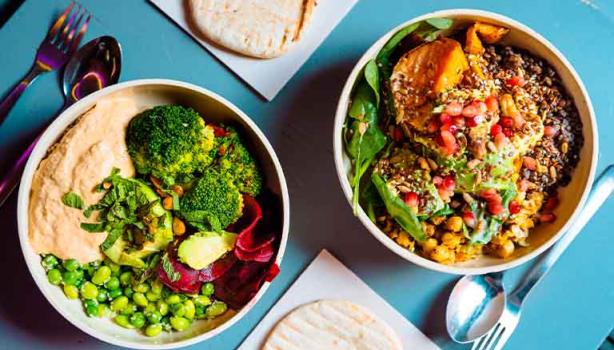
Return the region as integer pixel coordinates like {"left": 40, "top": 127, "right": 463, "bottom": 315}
{"left": 179, "top": 168, "right": 244, "bottom": 230}
{"left": 214, "top": 127, "right": 263, "bottom": 197}
{"left": 126, "top": 105, "right": 215, "bottom": 185}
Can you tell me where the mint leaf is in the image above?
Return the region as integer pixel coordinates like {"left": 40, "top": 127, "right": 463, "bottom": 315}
{"left": 80, "top": 222, "right": 105, "bottom": 232}
{"left": 62, "top": 192, "right": 84, "bottom": 209}
{"left": 100, "top": 228, "right": 122, "bottom": 251}
{"left": 161, "top": 253, "right": 180, "bottom": 282}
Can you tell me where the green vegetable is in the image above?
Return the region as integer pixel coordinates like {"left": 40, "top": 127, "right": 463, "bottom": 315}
{"left": 80, "top": 223, "right": 105, "bottom": 233}
{"left": 177, "top": 231, "right": 237, "bottom": 270}
{"left": 183, "top": 300, "right": 196, "bottom": 319}
{"left": 179, "top": 168, "right": 243, "bottom": 230}
{"left": 166, "top": 294, "right": 182, "bottom": 305}
{"left": 63, "top": 285, "right": 79, "bottom": 299}
{"left": 42, "top": 255, "right": 58, "bottom": 270}
{"left": 92, "top": 266, "right": 112, "bottom": 285}
{"left": 47, "top": 269, "right": 62, "bottom": 285}
{"left": 126, "top": 105, "right": 215, "bottom": 185}
{"left": 133, "top": 292, "right": 149, "bottom": 307}
{"left": 214, "top": 127, "right": 263, "bottom": 197}
{"left": 371, "top": 173, "right": 426, "bottom": 241}
{"left": 364, "top": 59, "right": 380, "bottom": 106}
{"left": 63, "top": 259, "right": 80, "bottom": 271}
{"left": 425, "top": 17, "right": 453, "bottom": 30}
{"left": 161, "top": 253, "right": 181, "bottom": 282}
{"left": 62, "top": 270, "right": 80, "bottom": 285}
{"left": 129, "top": 312, "right": 146, "bottom": 328}
{"left": 170, "top": 316, "right": 190, "bottom": 331}
{"left": 62, "top": 192, "right": 84, "bottom": 209}
{"left": 201, "top": 283, "right": 214, "bottom": 296}
{"left": 97, "top": 289, "right": 109, "bottom": 303}
{"left": 108, "top": 288, "right": 122, "bottom": 299}
{"left": 376, "top": 22, "right": 420, "bottom": 77}
{"left": 346, "top": 81, "right": 387, "bottom": 214}
{"left": 80, "top": 282, "right": 99, "bottom": 300}
{"left": 114, "top": 315, "right": 133, "bottom": 329}
{"left": 145, "top": 324, "right": 163, "bottom": 337}
{"left": 205, "top": 301, "right": 227, "bottom": 318}
{"left": 111, "top": 296, "right": 129, "bottom": 312}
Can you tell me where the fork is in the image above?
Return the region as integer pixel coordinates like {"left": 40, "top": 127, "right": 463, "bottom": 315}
{"left": 471, "top": 165, "right": 614, "bottom": 350}
{"left": 0, "top": 2, "right": 90, "bottom": 127}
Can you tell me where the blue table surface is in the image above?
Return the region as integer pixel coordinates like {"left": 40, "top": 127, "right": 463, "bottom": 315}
{"left": 0, "top": 0, "right": 613, "bottom": 349}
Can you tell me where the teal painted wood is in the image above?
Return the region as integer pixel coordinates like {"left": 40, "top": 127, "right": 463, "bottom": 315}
{"left": 0, "top": 0, "right": 612, "bottom": 349}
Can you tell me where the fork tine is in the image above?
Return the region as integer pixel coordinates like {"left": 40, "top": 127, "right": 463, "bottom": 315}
{"left": 492, "top": 327, "right": 513, "bottom": 350}
{"left": 46, "top": 2, "right": 74, "bottom": 40}
{"left": 482, "top": 325, "right": 506, "bottom": 350}
{"left": 67, "top": 13, "right": 91, "bottom": 54}
{"left": 473, "top": 324, "right": 500, "bottom": 350}
{"left": 55, "top": 4, "right": 80, "bottom": 47}
{"left": 471, "top": 330, "right": 490, "bottom": 350}
{"left": 61, "top": 8, "right": 85, "bottom": 50}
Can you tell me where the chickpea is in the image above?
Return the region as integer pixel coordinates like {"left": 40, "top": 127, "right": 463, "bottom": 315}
{"left": 496, "top": 240, "right": 515, "bottom": 258}
{"left": 102, "top": 181, "right": 112, "bottom": 190}
{"left": 430, "top": 216, "right": 445, "bottom": 225}
{"left": 171, "top": 185, "right": 184, "bottom": 197}
{"left": 421, "top": 222, "right": 436, "bottom": 236}
{"left": 163, "top": 197, "right": 174, "bottom": 210}
{"left": 421, "top": 238, "right": 438, "bottom": 254}
{"left": 445, "top": 216, "right": 463, "bottom": 232}
{"left": 430, "top": 245, "right": 452, "bottom": 263}
{"left": 173, "top": 217, "right": 186, "bottom": 235}
{"left": 395, "top": 231, "right": 412, "bottom": 249}
{"left": 441, "top": 232, "right": 461, "bottom": 248}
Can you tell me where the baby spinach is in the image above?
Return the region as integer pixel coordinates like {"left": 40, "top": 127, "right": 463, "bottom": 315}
{"left": 371, "top": 173, "right": 426, "bottom": 241}
{"left": 62, "top": 192, "right": 84, "bottom": 209}
{"left": 364, "top": 59, "right": 380, "bottom": 106}
{"left": 376, "top": 22, "right": 420, "bottom": 77}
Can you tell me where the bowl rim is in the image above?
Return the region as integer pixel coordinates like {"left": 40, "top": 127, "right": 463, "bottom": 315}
{"left": 16, "top": 78, "right": 290, "bottom": 349}
{"left": 332, "top": 9, "right": 598, "bottom": 275}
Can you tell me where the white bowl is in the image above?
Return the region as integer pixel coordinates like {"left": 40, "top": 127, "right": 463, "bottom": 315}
{"left": 333, "top": 9, "right": 597, "bottom": 275}
{"left": 17, "top": 79, "right": 290, "bottom": 349}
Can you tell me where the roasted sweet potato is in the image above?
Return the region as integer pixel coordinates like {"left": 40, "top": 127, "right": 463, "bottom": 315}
{"left": 474, "top": 22, "right": 510, "bottom": 44}
{"left": 391, "top": 38, "right": 469, "bottom": 130}
{"left": 465, "top": 25, "right": 484, "bottom": 54}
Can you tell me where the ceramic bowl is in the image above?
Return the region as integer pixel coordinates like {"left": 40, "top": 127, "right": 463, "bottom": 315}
{"left": 333, "top": 9, "right": 597, "bottom": 275}
{"left": 17, "top": 79, "right": 290, "bottom": 348}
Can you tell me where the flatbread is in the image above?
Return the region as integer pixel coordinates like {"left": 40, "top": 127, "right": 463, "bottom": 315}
{"left": 187, "top": 0, "right": 315, "bottom": 59}
{"left": 262, "top": 299, "right": 403, "bottom": 350}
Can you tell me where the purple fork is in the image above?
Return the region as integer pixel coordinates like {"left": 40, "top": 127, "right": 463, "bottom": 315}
{"left": 0, "top": 2, "right": 90, "bottom": 127}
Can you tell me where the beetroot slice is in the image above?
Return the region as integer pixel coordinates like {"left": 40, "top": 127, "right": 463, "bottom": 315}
{"left": 234, "top": 242, "right": 275, "bottom": 262}
{"left": 157, "top": 254, "right": 201, "bottom": 294}
{"left": 213, "top": 261, "right": 269, "bottom": 309}
{"left": 198, "top": 253, "right": 237, "bottom": 282}
{"left": 265, "top": 263, "right": 280, "bottom": 282}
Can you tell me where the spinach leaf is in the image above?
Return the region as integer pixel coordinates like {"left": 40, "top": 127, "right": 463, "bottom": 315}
{"left": 80, "top": 222, "right": 105, "bottom": 233}
{"left": 361, "top": 181, "right": 383, "bottom": 223}
{"left": 371, "top": 173, "right": 426, "bottom": 241}
{"left": 468, "top": 200, "right": 505, "bottom": 245}
{"left": 376, "top": 22, "right": 420, "bottom": 77}
{"left": 364, "top": 59, "right": 380, "bottom": 106}
{"left": 425, "top": 18, "right": 453, "bottom": 30}
{"left": 346, "top": 81, "right": 387, "bottom": 213}
{"left": 62, "top": 192, "right": 84, "bottom": 209}
{"left": 161, "top": 253, "right": 180, "bottom": 282}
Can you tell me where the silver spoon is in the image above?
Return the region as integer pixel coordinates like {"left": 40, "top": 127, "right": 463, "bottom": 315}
{"left": 446, "top": 165, "right": 614, "bottom": 344}
{"left": 0, "top": 36, "right": 121, "bottom": 207}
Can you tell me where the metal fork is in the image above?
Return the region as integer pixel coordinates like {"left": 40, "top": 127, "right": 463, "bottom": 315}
{"left": 471, "top": 165, "right": 614, "bottom": 350}
{"left": 0, "top": 2, "right": 90, "bottom": 127}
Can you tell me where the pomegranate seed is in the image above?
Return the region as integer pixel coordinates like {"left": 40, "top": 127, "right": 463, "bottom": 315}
{"left": 440, "top": 123, "right": 458, "bottom": 134}
{"left": 462, "top": 211, "right": 476, "bottom": 228}
{"left": 543, "top": 125, "right": 558, "bottom": 137}
{"left": 432, "top": 176, "right": 443, "bottom": 185}
{"left": 440, "top": 130, "right": 458, "bottom": 155}
{"left": 392, "top": 127, "right": 403, "bottom": 142}
{"left": 509, "top": 200, "right": 521, "bottom": 214}
{"left": 403, "top": 192, "right": 419, "bottom": 208}
{"left": 502, "top": 127, "right": 514, "bottom": 138}
{"left": 544, "top": 196, "right": 559, "bottom": 211}
{"left": 480, "top": 189, "right": 501, "bottom": 203}
{"left": 488, "top": 202, "right": 505, "bottom": 215}
{"left": 494, "top": 132, "right": 508, "bottom": 149}
{"left": 438, "top": 188, "right": 451, "bottom": 202}
{"left": 485, "top": 95, "right": 499, "bottom": 113}
{"left": 471, "top": 101, "right": 488, "bottom": 114}
{"left": 500, "top": 116, "right": 514, "bottom": 128}
{"left": 519, "top": 179, "right": 531, "bottom": 192}
{"left": 539, "top": 213, "right": 556, "bottom": 223}
{"left": 506, "top": 76, "right": 526, "bottom": 87}
{"left": 442, "top": 175, "right": 456, "bottom": 191}
{"left": 439, "top": 113, "right": 452, "bottom": 124}
{"left": 428, "top": 119, "right": 439, "bottom": 133}
{"left": 453, "top": 116, "right": 465, "bottom": 127}
{"left": 212, "top": 125, "right": 229, "bottom": 137}
{"left": 462, "top": 104, "right": 479, "bottom": 117}
{"left": 445, "top": 102, "right": 463, "bottom": 116}
{"left": 490, "top": 124, "right": 503, "bottom": 137}
{"left": 523, "top": 156, "right": 537, "bottom": 170}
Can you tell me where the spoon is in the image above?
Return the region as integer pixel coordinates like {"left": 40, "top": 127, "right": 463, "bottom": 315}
{"left": 446, "top": 165, "right": 614, "bottom": 344}
{"left": 0, "top": 36, "right": 122, "bottom": 207}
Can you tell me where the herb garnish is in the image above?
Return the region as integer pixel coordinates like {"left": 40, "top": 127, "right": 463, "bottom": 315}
{"left": 161, "top": 253, "right": 180, "bottom": 282}
{"left": 62, "top": 192, "right": 84, "bottom": 209}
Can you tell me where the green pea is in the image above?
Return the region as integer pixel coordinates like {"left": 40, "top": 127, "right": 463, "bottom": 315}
{"left": 96, "top": 289, "right": 108, "bottom": 303}
{"left": 80, "top": 282, "right": 98, "bottom": 300}
{"left": 124, "top": 287, "right": 134, "bottom": 298}
{"left": 111, "top": 296, "right": 129, "bottom": 312}
{"left": 151, "top": 279, "right": 163, "bottom": 294}
{"left": 119, "top": 271, "right": 133, "bottom": 286}
{"left": 129, "top": 312, "right": 146, "bottom": 328}
{"left": 144, "top": 303, "right": 156, "bottom": 313}
{"left": 42, "top": 255, "right": 58, "bottom": 270}
{"left": 183, "top": 300, "right": 195, "bottom": 320}
{"left": 47, "top": 269, "right": 62, "bottom": 285}
{"left": 84, "top": 299, "right": 98, "bottom": 309}
{"left": 63, "top": 285, "right": 79, "bottom": 299}
{"left": 121, "top": 303, "right": 137, "bottom": 316}
{"left": 133, "top": 292, "right": 148, "bottom": 307}
{"left": 106, "top": 261, "right": 121, "bottom": 275}
{"left": 62, "top": 270, "right": 79, "bottom": 285}
{"left": 97, "top": 303, "right": 110, "bottom": 317}
{"left": 157, "top": 301, "right": 169, "bottom": 316}
{"left": 170, "top": 316, "right": 190, "bottom": 331}
{"left": 92, "top": 266, "right": 112, "bottom": 285}
{"left": 201, "top": 283, "right": 214, "bottom": 296}
{"left": 146, "top": 310, "right": 162, "bottom": 324}
{"left": 114, "top": 315, "right": 133, "bottom": 329}
{"left": 146, "top": 291, "right": 160, "bottom": 302}
{"left": 134, "top": 283, "right": 150, "bottom": 293}
{"left": 105, "top": 277, "right": 120, "bottom": 290}
{"left": 63, "top": 258, "right": 80, "bottom": 272}
{"left": 195, "top": 305, "right": 205, "bottom": 318}
{"left": 206, "top": 301, "right": 227, "bottom": 318}
{"left": 166, "top": 294, "right": 181, "bottom": 305}
{"left": 171, "top": 303, "right": 185, "bottom": 317}
{"left": 194, "top": 295, "right": 211, "bottom": 307}
{"left": 145, "top": 324, "right": 163, "bottom": 337}
{"left": 108, "top": 288, "right": 123, "bottom": 299}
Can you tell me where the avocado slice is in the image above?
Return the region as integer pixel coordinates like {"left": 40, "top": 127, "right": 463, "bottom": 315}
{"left": 177, "top": 231, "right": 237, "bottom": 270}
{"left": 102, "top": 179, "right": 173, "bottom": 268}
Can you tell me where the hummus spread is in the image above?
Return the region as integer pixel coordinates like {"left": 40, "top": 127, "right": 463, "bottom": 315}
{"left": 29, "top": 95, "right": 144, "bottom": 263}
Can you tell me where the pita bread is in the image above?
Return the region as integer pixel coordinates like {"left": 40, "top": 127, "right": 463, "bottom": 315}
{"left": 188, "top": 0, "right": 315, "bottom": 59}
{"left": 262, "top": 299, "right": 403, "bottom": 350}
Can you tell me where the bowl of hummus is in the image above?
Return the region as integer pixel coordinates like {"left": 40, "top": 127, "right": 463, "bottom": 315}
{"left": 17, "top": 79, "right": 289, "bottom": 348}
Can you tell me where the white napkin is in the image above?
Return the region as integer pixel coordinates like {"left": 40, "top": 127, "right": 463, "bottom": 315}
{"left": 238, "top": 249, "right": 441, "bottom": 349}
{"left": 149, "top": 0, "right": 358, "bottom": 101}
